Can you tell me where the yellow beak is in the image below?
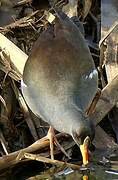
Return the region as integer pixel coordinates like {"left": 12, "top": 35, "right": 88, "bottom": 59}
{"left": 80, "top": 136, "right": 90, "bottom": 165}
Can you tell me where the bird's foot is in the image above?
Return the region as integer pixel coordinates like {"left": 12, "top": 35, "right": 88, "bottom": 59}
{"left": 47, "top": 126, "right": 70, "bottom": 160}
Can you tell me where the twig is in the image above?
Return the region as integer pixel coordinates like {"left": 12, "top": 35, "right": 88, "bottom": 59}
{"left": 91, "top": 74, "right": 118, "bottom": 125}
{"left": 0, "top": 131, "right": 9, "bottom": 155}
{"left": 0, "top": 133, "right": 67, "bottom": 171}
{"left": 13, "top": 0, "right": 32, "bottom": 8}
{"left": 99, "top": 21, "right": 118, "bottom": 48}
{"left": 12, "top": 80, "right": 39, "bottom": 141}
{"left": 24, "top": 153, "right": 80, "bottom": 170}
{"left": 0, "top": 33, "right": 28, "bottom": 76}
{"left": 0, "top": 10, "right": 39, "bottom": 34}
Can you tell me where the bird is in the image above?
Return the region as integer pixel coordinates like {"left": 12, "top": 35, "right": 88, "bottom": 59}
{"left": 21, "top": 10, "right": 98, "bottom": 165}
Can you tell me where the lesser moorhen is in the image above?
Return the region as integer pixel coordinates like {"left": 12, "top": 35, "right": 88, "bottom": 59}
{"left": 21, "top": 10, "right": 98, "bottom": 165}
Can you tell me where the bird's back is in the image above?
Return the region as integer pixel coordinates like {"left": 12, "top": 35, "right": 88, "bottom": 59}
{"left": 22, "top": 11, "right": 98, "bottom": 131}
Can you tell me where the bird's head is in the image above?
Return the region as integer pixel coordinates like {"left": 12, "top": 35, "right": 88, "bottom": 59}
{"left": 72, "top": 116, "right": 95, "bottom": 145}
{"left": 71, "top": 111, "right": 95, "bottom": 165}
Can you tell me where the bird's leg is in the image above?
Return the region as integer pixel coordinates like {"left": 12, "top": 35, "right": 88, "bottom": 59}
{"left": 47, "top": 126, "right": 70, "bottom": 160}
{"left": 47, "top": 126, "right": 55, "bottom": 160}
{"left": 53, "top": 134, "right": 70, "bottom": 159}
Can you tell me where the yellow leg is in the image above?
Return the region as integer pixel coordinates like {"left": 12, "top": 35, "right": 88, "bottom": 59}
{"left": 47, "top": 126, "right": 70, "bottom": 160}
{"left": 47, "top": 126, "right": 55, "bottom": 160}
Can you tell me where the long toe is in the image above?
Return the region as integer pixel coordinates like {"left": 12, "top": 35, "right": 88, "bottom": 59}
{"left": 47, "top": 126, "right": 70, "bottom": 159}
